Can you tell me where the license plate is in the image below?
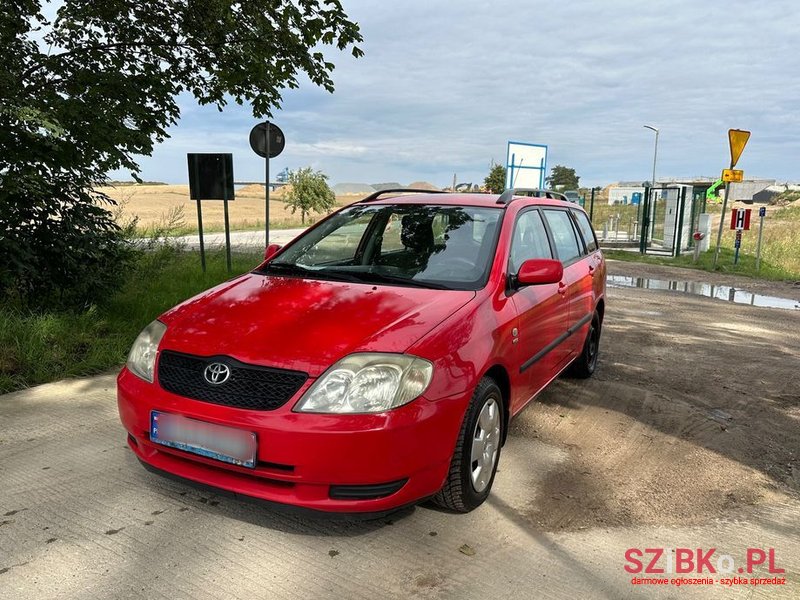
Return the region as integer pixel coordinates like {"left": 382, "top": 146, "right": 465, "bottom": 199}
{"left": 150, "top": 411, "right": 257, "bottom": 468}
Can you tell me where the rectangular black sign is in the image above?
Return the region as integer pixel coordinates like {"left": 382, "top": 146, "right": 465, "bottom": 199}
{"left": 187, "top": 153, "right": 235, "bottom": 201}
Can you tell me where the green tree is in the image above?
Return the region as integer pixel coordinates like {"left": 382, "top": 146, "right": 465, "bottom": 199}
{"left": 283, "top": 168, "right": 336, "bottom": 224}
{"left": 546, "top": 165, "right": 581, "bottom": 190}
{"left": 484, "top": 163, "right": 506, "bottom": 193}
{"left": 0, "top": 1, "right": 362, "bottom": 309}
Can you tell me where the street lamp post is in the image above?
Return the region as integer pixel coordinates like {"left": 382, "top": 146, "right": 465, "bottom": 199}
{"left": 643, "top": 125, "right": 659, "bottom": 188}
{"left": 641, "top": 125, "right": 660, "bottom": 250}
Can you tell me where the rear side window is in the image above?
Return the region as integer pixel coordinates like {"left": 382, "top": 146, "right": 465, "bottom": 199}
{"left": 542, "top": 209, "right": 582, "bottom": 264}
{"left": 571, "top": 209, "right": 598, "bottom": 252}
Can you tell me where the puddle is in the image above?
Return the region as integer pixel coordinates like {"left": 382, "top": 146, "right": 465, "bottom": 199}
{"left": 607, "top": 275, "right": 800, "bottom": 311}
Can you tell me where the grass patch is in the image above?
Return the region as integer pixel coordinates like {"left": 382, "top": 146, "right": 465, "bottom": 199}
{"left": 0, "top": 248, "right": 262, "bottom": 394}
{"left": 604, "top": 247, "right": 800, "bottom": 282}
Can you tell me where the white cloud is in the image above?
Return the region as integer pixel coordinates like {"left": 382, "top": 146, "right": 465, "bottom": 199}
{"left": 114, "top": 0, "right": 800, "bottom": 187}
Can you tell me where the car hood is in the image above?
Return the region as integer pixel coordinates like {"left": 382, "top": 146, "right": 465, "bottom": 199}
{"left": 158, "top": 273, "right": 475, "bottom": 377}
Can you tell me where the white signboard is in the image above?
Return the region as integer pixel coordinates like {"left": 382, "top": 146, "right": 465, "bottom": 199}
{"left": 505, "top": 141, "right": 548, "bottom": 189}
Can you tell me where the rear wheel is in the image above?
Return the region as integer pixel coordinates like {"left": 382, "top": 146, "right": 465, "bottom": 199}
{"left": 433, "top": 378, "right": 504, "bottom": 512}
{"left": 567, "top": 312, "right": 601, "bottom": 378}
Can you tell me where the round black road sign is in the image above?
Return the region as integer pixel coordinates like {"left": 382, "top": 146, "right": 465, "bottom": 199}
{"left": 249, "top": 122, "right": 285, "bottom": 158}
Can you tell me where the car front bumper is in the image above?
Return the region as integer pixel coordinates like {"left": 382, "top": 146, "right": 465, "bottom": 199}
{"left": 117, "top": 367, "right": 469, "bottom": 512}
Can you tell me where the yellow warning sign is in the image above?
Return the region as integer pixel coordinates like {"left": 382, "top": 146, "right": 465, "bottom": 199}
{"left": 728, "top": 129, "right": 750, "bottom": 168}
{"left": 722, "top": 169, "right": 744, "bottom": 183}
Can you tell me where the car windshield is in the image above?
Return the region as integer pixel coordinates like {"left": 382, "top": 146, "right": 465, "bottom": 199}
{"left": 259, "top": 204, "right": 503, "bottom": 290}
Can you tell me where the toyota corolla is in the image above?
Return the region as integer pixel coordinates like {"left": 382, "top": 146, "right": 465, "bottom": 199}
{"left": 117, "top": 188, "right": 606, "bottom": 513}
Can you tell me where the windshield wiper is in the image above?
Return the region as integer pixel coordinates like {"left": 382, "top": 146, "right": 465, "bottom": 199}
{"left": 353, "top": 271, "right": 452, "bottom": 290}
{"left": 263, "top": 263, "right": 364, "bottom": 284}
{"left": 262, "top": 264, "right": 451, "bottom": 289}
{"left": 261, "top": 262, "right": 309, "bottom": 276}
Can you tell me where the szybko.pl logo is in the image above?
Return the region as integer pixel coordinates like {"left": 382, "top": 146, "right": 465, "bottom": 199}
{"left": 625, "top": 547, "right": 787, "bottom": 588}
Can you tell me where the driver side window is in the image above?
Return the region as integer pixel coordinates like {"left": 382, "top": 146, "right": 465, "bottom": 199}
{"left": 300, "top": 213, "right": 374, "bottom": 265}
{"left": 509, "top": 210, "right": 552, "bottom": 274}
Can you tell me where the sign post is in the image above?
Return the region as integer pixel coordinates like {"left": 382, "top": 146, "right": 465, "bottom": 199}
{"left": 756, "top": 206, "right": 766, "bottom": 273}
{"left": 249, "top": 122, "right": 286, "bottom": 248}
{"left": 713, "top": 129, "right": 750, "bottom": 269}
{"left": 729, "top": 208, "right": 751, "bottom": 266}
{"left": 734, "top": 230, "right": 743, "bottom": 265}
{"left": 222, "top": 158, "right": 232, "bottom": 272}
{"left": 187, "top": 153, "right": 235, "bottom": 273}
{"left": 191, "top": 162, "right": 206, "bottom": 273}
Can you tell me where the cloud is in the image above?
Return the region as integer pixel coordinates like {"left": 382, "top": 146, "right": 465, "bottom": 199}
{"left": 111, "top": 0, "right": 800, "bottom": 187}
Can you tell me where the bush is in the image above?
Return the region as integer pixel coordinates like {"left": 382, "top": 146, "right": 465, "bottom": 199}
{"left": 0, "top": 185, "right": 140, "bottom": 310}
{"left": 0, "top": 249, "right": 261, "bottom": 394}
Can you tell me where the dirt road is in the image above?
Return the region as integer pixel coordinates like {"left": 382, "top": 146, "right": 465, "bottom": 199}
{"left": 1, "top": 263, "right": 798, "bottom": 598}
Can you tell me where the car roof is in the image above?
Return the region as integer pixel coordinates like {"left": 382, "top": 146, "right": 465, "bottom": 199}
{"left": 356, "top": 192, "right": 584, "bottom": 211}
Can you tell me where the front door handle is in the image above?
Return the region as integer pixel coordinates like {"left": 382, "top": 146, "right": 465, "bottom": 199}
{"left": 557, "top": 282, "right": 567, "bottom": 295}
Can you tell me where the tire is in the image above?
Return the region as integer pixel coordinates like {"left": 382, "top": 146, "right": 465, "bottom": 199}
{"left": 433, "top": 378, "right": 504, "bottom": 512}
{"left": 566, "top": 311, "right": 601, "bottom": 379}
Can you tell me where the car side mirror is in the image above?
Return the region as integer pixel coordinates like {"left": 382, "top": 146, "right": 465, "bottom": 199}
{"left": 515, "top": 258, "right": 563, "bottom": 287}
{"left": 264, "top": 244, "right": 282, "bottom": 261}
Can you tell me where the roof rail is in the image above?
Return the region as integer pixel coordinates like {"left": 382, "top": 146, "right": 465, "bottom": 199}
{"left": 496, "top": 188, "right": 568, "bottom": 205}
{"left": 360, "top": 188, "right": 448, "bottom": 203}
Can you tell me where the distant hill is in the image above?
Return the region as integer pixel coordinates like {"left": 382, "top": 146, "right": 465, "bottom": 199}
{"left": 370, "top": 182, "right": 403, "bottom": 191}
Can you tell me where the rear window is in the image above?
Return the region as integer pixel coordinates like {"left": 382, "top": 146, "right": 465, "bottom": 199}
{"left": 542, "top": 209, "right": 582, "bottom": 264}
{"left": 571, "top": 209, "right": 598, "bottom": 252}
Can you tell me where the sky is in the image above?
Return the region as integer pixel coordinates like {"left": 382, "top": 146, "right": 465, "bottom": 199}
{"left": 108, "top": 0, "right": 800, "bottom": 188}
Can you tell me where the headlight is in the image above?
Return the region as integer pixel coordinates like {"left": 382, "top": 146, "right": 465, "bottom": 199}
{"left": 295, "top": 353, "right": 433, "bottom": 414}
{"left": 126, "top": 320, "right": 167, "bottom": 383}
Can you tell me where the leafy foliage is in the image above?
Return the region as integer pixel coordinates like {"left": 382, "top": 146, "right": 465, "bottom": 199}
{"left": 546, "top": 165, "right": 580, "bottom": 190}
{"left": 0, "top": 0, "right": 362, "bottom": 309}
{"left": 283, "top": 168, "right": 336, "bottom": 224}
{"left": 484, "top": 163, "right": 506, "bottom": 193}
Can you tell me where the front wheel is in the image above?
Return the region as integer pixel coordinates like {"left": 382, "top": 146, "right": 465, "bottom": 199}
{"left": 433, "top": 378, "right": 504, "bottom": 512}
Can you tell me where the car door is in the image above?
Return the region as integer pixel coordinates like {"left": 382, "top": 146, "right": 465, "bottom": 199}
{"left": 507, "top": 208, "right": 569, "bottom": 412}
{"left": 571, "top": 208, "right": 605, "bottom": 300}
{"left": 541, "top": 208, "right": 594, "bottom": 363}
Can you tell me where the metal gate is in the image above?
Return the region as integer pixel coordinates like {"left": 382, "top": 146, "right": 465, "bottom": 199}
{"left": 638, "top": 185, "right": 690, "bottom": 256}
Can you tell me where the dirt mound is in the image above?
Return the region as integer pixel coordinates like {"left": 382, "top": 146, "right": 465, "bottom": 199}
{"left": 407, "top": 181, "right": 440, "bottom": 191}
{"left": 236, "top": 184, "right": 264, "bottom": 196}
{"left": 270, "top": 185, "right": 291, "bottom": 199}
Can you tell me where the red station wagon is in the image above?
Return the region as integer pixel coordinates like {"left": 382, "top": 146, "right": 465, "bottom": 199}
{"left": 117, "top": 188, "right": 606, "bottom": 513}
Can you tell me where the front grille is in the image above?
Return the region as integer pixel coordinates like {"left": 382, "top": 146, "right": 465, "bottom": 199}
{"left": 157, "top": 350, "right": 308, "bottom": 411}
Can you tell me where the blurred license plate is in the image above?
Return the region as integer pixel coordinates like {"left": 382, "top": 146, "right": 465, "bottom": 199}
{"left": 150, "top": 411, "right": 257, "bottom": 468}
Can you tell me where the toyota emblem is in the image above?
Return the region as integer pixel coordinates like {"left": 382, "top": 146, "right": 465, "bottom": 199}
{"left": 204, "top": 362, "right": 231, "bottom": 385}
